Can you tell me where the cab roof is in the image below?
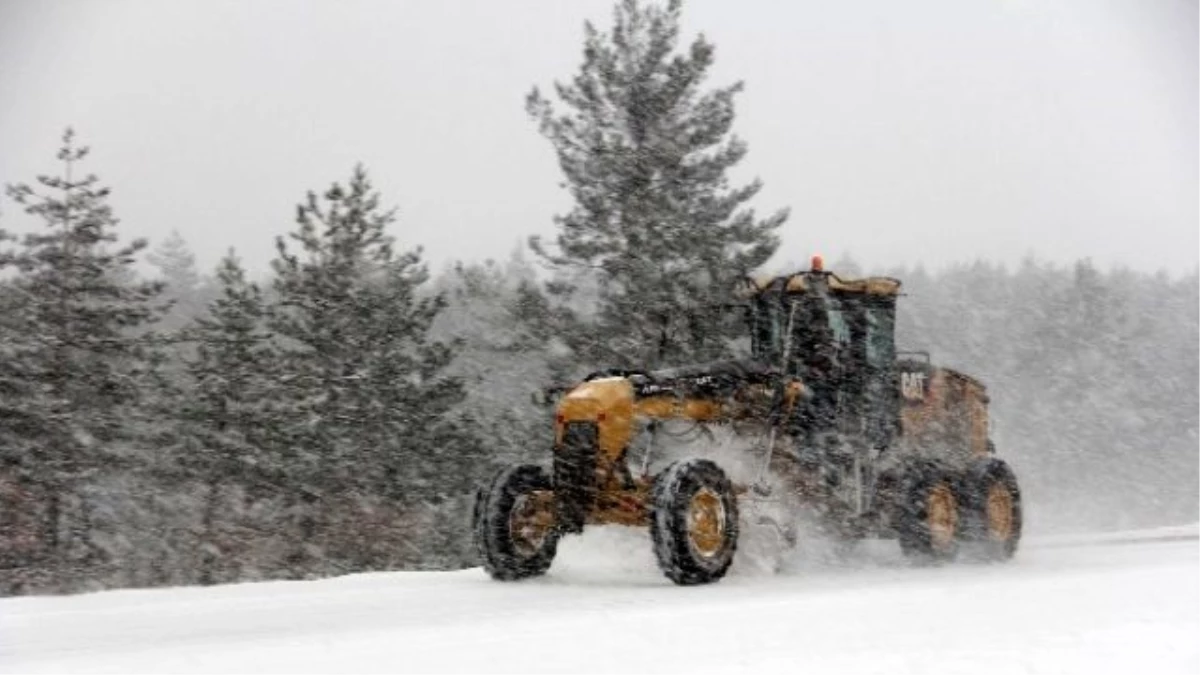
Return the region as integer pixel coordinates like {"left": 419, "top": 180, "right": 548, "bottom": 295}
{"left": 738, "top": 271, "right": 902, "bottom": 298}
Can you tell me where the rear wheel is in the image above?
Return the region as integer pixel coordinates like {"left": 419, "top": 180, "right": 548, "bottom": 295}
{"left": 961, "top": 457, "right": 1022, "bottom": 560}
{"left": 650, "top": 459, "right": 739, "bottom": 585}
{"left": 473, "top": 464, "right": 559, "bottom": 581}
{"left": 897, "top": 461, "right": 961, "bottom": 563}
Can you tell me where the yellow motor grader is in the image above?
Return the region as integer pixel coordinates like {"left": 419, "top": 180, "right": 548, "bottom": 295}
{"left": 473, "top": 260, "right": 1022, "bottom": 585}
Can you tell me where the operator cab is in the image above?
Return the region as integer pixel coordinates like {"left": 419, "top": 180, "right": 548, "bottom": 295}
{"left": 741, "top": 257, "right": 902, "bottom": 446}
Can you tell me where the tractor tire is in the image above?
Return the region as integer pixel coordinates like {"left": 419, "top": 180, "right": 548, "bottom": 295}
{"left": 650, "top": 459, "right": 739, "bottom": 586}
{"left": 473, "top": 464, "right": 559, "bottom": 581}
{"left": 896, "top": 460, "right": 962, "bottom": 564}
{"left": 960, "top": 457, "right": 1022, "bottom": 561}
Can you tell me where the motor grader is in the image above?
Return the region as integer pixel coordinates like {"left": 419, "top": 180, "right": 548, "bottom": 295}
{"left": 473, "top": 259, "right": 1022, "bottom": 585}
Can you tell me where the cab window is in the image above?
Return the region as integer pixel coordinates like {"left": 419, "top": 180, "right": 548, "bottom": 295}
{"left": 865, "top": 304, "right": 896, "bottom": 368}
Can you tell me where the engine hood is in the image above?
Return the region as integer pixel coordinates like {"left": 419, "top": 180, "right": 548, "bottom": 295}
{"left": 628, "top": 358, "right": 779, "bottom": 399}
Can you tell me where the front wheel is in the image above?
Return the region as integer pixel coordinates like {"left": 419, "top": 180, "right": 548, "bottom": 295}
{"left": 473, "top": 464, "right": 559, "bottom": 581}
{"left": 650, "top": 459, "right": 739, "bottom": 585}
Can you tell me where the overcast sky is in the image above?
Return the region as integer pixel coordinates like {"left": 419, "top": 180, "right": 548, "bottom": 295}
{"left": 1, "top": 0, "right": 1196, "bottom": 278}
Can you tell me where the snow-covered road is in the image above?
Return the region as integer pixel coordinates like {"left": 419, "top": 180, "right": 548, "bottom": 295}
{"left": 3, "top": 525, "right": 1196, "bottom": 674}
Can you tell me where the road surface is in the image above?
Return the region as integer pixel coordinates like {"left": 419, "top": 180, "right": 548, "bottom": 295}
{"left": 2, "top": 524, "right": 1196, "bottom": 674}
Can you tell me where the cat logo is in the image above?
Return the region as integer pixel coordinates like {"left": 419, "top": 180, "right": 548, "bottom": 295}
{"left": 901, "top": 371, "right": 928, "bottom": 402}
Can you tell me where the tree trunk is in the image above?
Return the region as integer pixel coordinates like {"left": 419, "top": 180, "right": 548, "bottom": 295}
{"left": 199, "top": 478, "right": 220, "bottom": 585}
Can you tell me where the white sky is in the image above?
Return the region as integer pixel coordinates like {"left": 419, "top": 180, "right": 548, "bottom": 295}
{"left": 1, "top": 0, "right": 1196, "bottom": 277}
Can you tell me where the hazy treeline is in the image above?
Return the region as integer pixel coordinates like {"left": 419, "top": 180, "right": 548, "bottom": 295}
{"left": 882, "top": 258, "right": 1197, "bottom": 533}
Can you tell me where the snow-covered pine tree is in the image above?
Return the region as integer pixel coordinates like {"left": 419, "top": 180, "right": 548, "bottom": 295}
{"left": 268, "top": 166, "right": 474, "bottom": 573}
{"left": 148, "top": 229, "right": 206, "bottom": 332}
{"left": 0, "top": 265, "right": 53, "bottom": 585}
{"left": 525, "top": 0, "right": 788, "bottom": 371}
{"left": 0, "top": 129, "right": 169, "bottom": 587}
{"left": 181, "top": 250, "right": 278, "bottom": 584}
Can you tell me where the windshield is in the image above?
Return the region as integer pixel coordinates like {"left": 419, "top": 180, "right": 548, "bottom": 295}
{"left": 750, "top": 295, "right": 787, "bottom": 366}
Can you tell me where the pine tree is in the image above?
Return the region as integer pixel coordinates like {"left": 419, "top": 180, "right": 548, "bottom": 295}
{"left": 148, "top": 229, "right": 205, "bottom": 332}
{"left": 525, "top": 0, "right": 788, "bottom": 370}
{"left": 0, "top": 129, "right": 169, "bottom": 582}
{"left": 268, "top": 166, "right": 473, "bottom": 572}
{"left": 149, "top": 230, "right": 201, "bottom": 295}
{"left": 181, "top": 250, "right": 276, "bottom": 583}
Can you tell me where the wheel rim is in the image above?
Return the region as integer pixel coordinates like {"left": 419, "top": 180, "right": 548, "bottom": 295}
{"left": 688, "top": 487, "right": 726, "bottom": 559}
{"left": 986, "top": 483, "right": 1014, "bottom": 542}
{"left": 508, "top": 492, "right": 554, "bottom": 558}
{"left": 927, "top": 483, "right": 958, "bottom": 551}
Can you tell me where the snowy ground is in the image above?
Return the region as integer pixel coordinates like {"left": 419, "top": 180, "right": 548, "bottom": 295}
{"left": 2, "top": 524, "right": 1196, "bottom": 674}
